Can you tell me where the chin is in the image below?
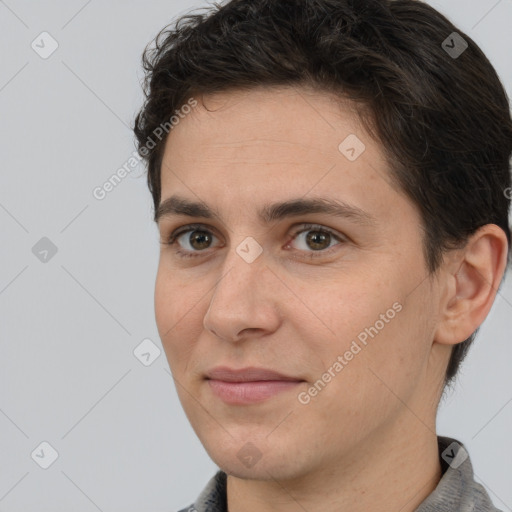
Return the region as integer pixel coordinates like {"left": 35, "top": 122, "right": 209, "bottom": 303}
{"left": 214, "top": 457, "right": 296, "bottom": 481}
{"left": 203, "top": 436, "right": 311, "bottom": 482}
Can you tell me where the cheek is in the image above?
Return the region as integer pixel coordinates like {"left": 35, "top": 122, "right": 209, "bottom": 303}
{"left": 154, "top": 269, "right": 173, "bottom": 337}
{"left": 301, "top": 262, "right": 431, "bottom": 379}
{"left": 155, "top": 264, "right": 199, "bottom": 329}
{"left": 299, "top": 272, "right": 394, "bottom": 350}
{"left": 154, "top": 268, "right": 195, "bottom": 356}
{"left": 300, "top": 291, "right": 434, "bottom": 443}
{"left": 340, "top": 278, "right": 436, "bottom": 393}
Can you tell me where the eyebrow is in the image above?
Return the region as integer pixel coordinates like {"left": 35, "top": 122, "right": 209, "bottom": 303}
{"left": 155, "top": 194, "right": 376, "bottom": 226}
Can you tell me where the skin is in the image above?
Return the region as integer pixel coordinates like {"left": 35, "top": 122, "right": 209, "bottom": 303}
{"left": 154, "top": 86, "right": 508, "bottom": 512}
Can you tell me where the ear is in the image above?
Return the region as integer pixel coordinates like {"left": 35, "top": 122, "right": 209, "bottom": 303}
{"left": 434, "top": 224, "right": 509, "bottom": 346}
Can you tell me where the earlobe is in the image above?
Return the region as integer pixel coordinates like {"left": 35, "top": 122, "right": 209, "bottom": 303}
{"left": 434, "top": 224, "right": 509, "bottom": 346}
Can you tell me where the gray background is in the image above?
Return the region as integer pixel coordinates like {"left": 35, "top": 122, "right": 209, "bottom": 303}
{"left": 0, "top": 1, "right": 510, "bottom": 511}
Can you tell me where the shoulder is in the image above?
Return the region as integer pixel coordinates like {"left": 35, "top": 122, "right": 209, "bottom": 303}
{"left": 415, "top": 436, "right": 503, "bottom": 512}
{"left": 175, "top": 470, "right": 227, "bottom": 512}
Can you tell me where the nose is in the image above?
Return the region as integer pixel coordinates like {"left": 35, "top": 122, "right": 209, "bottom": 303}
{"left": 202, "top": 244, "right": 282, "bottom": 343}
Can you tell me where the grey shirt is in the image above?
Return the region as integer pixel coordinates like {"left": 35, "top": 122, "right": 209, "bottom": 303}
{"left": 178, "top": 436, "right": 502, "bottom": 512}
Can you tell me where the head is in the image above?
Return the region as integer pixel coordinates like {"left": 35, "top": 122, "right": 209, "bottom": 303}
{"left": 134, "top": 0, "right": 511, "bottom": 479}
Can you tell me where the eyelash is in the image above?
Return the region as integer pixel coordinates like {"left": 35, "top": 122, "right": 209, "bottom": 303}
{"left": 162, "top": 223, "right": 345, "bottom": 260}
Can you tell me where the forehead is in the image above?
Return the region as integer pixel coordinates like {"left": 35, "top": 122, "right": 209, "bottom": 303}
{"left": 165, "top": 86, "right": 368, "bottom": 158}
{"left": 158, "top": 86, "right": 404, "bottom": 223}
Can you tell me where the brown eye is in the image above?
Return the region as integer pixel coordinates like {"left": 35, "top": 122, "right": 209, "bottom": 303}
{"left": 304, "top": 230, "right": 332, "bottom": 251}
{"left": 163, "top": 223, "right": 221, "bottom": 258}
{"left": 185, "top": 230, "right": 213, "bottom": 251}
{"left": 289, "top": 224, "right": 344, "bottom": 257}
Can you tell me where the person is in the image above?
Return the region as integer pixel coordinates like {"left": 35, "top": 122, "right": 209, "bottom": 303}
{"left": 133, "top": 1, "right": 512, "bottom": 511}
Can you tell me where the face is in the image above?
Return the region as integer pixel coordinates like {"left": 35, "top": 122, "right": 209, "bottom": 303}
{"left": 155, "top": 86, "right": 444, "bottom": 482}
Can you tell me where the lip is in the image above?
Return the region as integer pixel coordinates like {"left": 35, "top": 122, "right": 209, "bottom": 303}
{"left": 205, "top": 366, "right": 305, "bottom": 405}
{"left": 207, "top": 380, "right": 303, "bottom": 404}
{"left": 205, "top": 366, "right": 303, "bottom": 382}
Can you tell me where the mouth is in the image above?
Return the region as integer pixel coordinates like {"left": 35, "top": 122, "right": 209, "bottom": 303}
{"left": 206, "top": 380, "right": 304, "bottom": 404}
{"left": 205, "top": 366, "right": 306, "bottom": 405}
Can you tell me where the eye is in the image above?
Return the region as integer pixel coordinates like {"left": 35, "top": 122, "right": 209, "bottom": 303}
{"left": 286, "top": 223, "right": 345, "bottom": 258}
{"left": 162, "top": 223, "right": 221, "bottom": 259}
{"left": 162, "top": 222, "right": 346, "bottom": 260}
